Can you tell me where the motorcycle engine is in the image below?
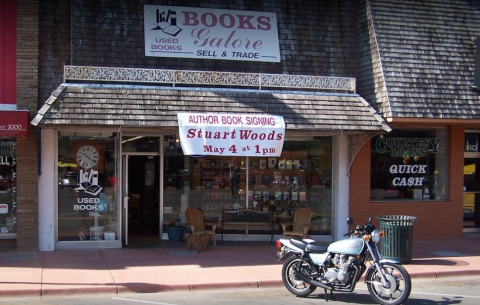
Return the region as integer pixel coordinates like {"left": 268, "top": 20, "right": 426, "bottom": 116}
{"left": 324, "top": 254, "right": 356, "bottom": 283}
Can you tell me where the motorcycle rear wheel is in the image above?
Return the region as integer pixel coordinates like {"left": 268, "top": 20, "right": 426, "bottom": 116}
{"left": 281, "top": 255, "right": 317, "bottom": 297}
{"left": 366, "top": 262, "right": 411, "bottom": 305}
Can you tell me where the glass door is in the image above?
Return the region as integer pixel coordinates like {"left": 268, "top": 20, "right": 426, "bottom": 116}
{"left": 123, "top": 155, "right": 160, "bottom": 246}
{"left": 464, "top": 158, "right": 480, "bottom": 229}
{"left": 122, "top": 136, "right": 161, "bottom": 246}
{"left": 122, "top": 155, "right": 129, "bottom": 246}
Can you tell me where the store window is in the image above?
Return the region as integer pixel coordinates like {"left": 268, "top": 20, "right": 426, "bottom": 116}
{"left": 165, "top": 137, "right": 333, "bottom": 236}
{"left": 0, "top": 138, "right": 16, "bottom": 235}
{"left": 464, "top": 132, "right": 480, "bottom": 221}
{"left": 163, "top": 134, "right": 189, "bottom": 227}
{"left": 370, "top": 128, "right": 448, "bottom": 201}
{"left": 57, "top": 132, "right": 119, "bottom": 241}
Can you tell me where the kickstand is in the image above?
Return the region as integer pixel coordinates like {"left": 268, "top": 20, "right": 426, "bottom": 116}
{"left": 324, "top": 289, "right": 335, "bottom": 301}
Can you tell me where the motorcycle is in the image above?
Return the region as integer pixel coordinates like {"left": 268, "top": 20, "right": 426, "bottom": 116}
{"left": 277, "top": 217, "right": 411, "bottom": 305}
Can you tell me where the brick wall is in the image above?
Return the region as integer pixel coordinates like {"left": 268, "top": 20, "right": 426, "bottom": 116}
{"left": 11, "top": 0, "right": 39, "bottom": 250}
{"left": 349, "top": 126, "right": 464, "bottom": 240}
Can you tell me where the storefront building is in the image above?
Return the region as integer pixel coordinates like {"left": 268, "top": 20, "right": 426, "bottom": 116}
{"left": 33, "top": 68, "right": 389, "bottom": 250}
{"left": 349, "top": 0, "right": 480, "bottom": 240}
{"left": 4, "top": 0, "right": 477, "bottom": 251}
{"left": 29, "top": 1, "right": 393, "bottom": 250}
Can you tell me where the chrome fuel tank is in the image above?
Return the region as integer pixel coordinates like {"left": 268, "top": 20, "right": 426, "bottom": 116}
{"left": 327, "top": 238, "right": 365, "bottom": 256}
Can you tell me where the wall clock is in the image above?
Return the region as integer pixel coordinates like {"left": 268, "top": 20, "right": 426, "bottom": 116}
{"left": 76, "top": 145, "right": 100, "bottom": 169}
{"left": 71, "top": 141, "right": 105, "bottom": 173}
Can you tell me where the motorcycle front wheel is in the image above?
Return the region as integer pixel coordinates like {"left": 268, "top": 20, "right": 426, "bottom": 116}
{"left": 366, "top": 263, "right": 412, "bottom": 305}
{"left": 281, "top": 255, "right": 317, "bottom": 297}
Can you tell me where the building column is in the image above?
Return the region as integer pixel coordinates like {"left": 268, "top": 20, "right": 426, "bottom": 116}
{"left": 38, "top": 129, "right": 55, "bottom": 251}
{"left": 332, "top": 134, "right": 349, "bottom": 241}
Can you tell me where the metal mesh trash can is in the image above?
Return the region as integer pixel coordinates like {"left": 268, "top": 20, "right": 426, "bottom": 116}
{"left": 377, "top": 215, "right": 417, "bottom": 263}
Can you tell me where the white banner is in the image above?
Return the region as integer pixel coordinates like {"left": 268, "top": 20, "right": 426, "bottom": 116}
{"left": 144, "top": 5, "right": 280, "bottom": 62}
{"left": 177, "top": 113, "right": 285, "bottom": 157}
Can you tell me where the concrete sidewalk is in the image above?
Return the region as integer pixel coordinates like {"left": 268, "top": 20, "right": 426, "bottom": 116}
{"left": 0, "top": 237, "right": 480, "bottom": 297}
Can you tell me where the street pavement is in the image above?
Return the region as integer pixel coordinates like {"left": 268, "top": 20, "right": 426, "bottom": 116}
{"left": 0, "top": 236, "right": 479, "bottom": 297}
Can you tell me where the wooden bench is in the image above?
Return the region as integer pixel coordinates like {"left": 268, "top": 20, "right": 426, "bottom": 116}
{"left": 221, "top": 209, "right": 274, "bottom": 243}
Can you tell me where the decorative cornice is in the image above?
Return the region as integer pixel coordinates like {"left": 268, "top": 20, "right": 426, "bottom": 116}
{"left": 64, "top": 66, "right": 356, "bottom": 92}
{"left": 348, "top": 134, "right": 376, "bottom": 176}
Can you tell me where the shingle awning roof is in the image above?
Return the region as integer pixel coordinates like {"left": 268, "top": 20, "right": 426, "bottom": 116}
{"left": 367, "top": 0, "right": 480, "bottom": 119}
{"left": 31, "top": 83, "right": 391, "bottom": 134}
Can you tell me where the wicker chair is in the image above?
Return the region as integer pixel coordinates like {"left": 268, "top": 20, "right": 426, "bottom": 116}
{"left": 281, "top": 207, "right": 313, "bottom": 239}
{"left": 185, "top": 207, "right": 217, "bottom": 245}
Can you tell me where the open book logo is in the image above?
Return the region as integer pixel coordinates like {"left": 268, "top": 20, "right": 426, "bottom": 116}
{"left": 151, "top": 9, "right": 182, "bottom": 37}
{"left": 74, "top": 169, "right": 103, "bottom": 196}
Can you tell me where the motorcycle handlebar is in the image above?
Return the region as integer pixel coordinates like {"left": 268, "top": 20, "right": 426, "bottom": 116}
{"left": 344, "top": 218, "right": 375, "bottom": 237}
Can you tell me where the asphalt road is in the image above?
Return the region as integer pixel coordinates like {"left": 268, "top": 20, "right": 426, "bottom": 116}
{"left": 0, "top": 275, "right": 479, "bottom": 305}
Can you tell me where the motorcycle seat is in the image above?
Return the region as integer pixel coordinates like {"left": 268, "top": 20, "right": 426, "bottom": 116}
{"left": 290, "top": 238, "right": 327, "bottom": 252}
{"left": 290, "top": 238, "right": 307, "bottom": 249}
{"left": 306, "top": 243, "right": 328, "bottom": 252}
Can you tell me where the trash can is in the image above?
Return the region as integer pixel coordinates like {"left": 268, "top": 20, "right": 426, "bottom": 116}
{"left": 377, "top": 215, "right": 417, "bottom": 263}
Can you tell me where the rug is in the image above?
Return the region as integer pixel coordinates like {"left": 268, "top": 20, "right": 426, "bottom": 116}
{"left": 168, "top": 250, "right": 198, "bottom": 256}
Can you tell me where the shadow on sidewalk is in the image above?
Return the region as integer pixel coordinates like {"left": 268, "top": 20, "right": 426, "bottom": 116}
{"left": 411, "top": 258, "right": 469, "bottom": 266}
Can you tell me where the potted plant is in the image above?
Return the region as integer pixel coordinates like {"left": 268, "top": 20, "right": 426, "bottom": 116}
{"left": 165, "top": 221, "right": 185, "bottom": 243}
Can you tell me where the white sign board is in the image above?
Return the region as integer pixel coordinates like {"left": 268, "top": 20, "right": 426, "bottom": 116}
{"left": 177, "top": 113, "right": 285, "bottom": 157}
{"left": 144, "top": 5, "right": 280, "bottom": 62}
{"left": 0, "top": 204, "right": 8, "bottom": 214}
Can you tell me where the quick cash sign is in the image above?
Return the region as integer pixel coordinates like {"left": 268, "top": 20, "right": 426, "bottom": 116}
{"left": 144, "top": 5, "right": 280, "bottom": 62}
{"left": 177, "top": 113, "right": 285, "bottom": 157}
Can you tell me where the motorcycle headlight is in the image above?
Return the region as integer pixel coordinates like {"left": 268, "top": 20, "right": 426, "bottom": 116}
{"left": 371, "top": 230, "right": 382, "bottom": 244}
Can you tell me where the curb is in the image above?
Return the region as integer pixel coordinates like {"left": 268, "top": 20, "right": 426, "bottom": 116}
{"left": 3, "top": 271, "right": 480, "bottom": 297}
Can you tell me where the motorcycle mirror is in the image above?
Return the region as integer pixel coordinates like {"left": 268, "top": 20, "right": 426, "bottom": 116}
{"left": 347, "top": 217, "right": 354, "bottom": 225}
{"left": 368, "top": 217, "right": 372, "bottom": 223}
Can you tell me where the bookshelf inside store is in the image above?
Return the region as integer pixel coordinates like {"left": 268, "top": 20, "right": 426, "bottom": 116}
{"left": 175, "top": 150, "right": 332, "bottom": 235}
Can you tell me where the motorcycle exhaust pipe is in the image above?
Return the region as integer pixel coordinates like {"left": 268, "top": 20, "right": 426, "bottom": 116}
{"left": 294, "top": 271, "right": 331, "bottom": 291}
